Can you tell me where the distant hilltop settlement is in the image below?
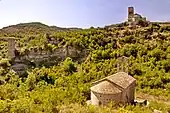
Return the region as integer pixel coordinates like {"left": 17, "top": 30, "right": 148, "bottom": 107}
{"left": 126, "top": 6, "right": 170, "bottom": 28}
{"left": 105, "top": 6, "right": 151, "bottom": 29}
{"left": 127, "top": 6, "right": 148, "bottom": 28}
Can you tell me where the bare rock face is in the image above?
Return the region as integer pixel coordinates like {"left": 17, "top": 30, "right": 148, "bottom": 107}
{"left": 9, "top": 37, "right": 88, "bottom": 76}
{"left": 11, "top": 63, "right": 28, "bottom": 75}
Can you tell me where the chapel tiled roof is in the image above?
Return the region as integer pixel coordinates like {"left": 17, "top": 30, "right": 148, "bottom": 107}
{"left": 91, "top": 72, "right": 136, "bottom": 94}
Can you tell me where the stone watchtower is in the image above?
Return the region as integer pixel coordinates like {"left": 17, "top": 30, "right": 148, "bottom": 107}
{"left": 128, "top": 7, "right": 134, "bottom": 22}
{"left": 0, "top": 37, "right": 16, "bottom": 59}
{"left": 7, "top": 37, "right": 16, "bottom": 59}
{"left": 127, "top": 6, "right": 148, "bottom": 28}
{"left": 128, "top": 7, "right": 135, "bottom": 28}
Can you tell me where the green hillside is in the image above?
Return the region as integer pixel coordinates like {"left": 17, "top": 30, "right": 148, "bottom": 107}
{"left": 0, "top": 22, "right": 170, "bottom": 112}
{"left": 0, "top": 22, "right": 81, "bottom": 36}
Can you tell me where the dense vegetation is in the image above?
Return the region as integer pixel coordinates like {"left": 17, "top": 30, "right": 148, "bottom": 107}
{"left": 0, "top": 22, "right": 170, "bottom": 112}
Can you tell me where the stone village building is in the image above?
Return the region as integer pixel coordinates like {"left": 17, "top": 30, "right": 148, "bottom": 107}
{"left": 90, "top": 72, "right": 136, "bottom": 106}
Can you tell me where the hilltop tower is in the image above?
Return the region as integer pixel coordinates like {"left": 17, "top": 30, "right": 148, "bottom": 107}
{"left": 127, "top": 6, "right": 148, "bottom": 28}
{"left": 128, "top": 7, "right": 134, "bottom": 22}
{"left": 128, "top": 7, "right": 135, "bottom": 28}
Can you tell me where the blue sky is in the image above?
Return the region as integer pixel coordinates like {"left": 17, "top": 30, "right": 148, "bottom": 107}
{"left": 0, "top": 0, "right": 170, "bottom": 28}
